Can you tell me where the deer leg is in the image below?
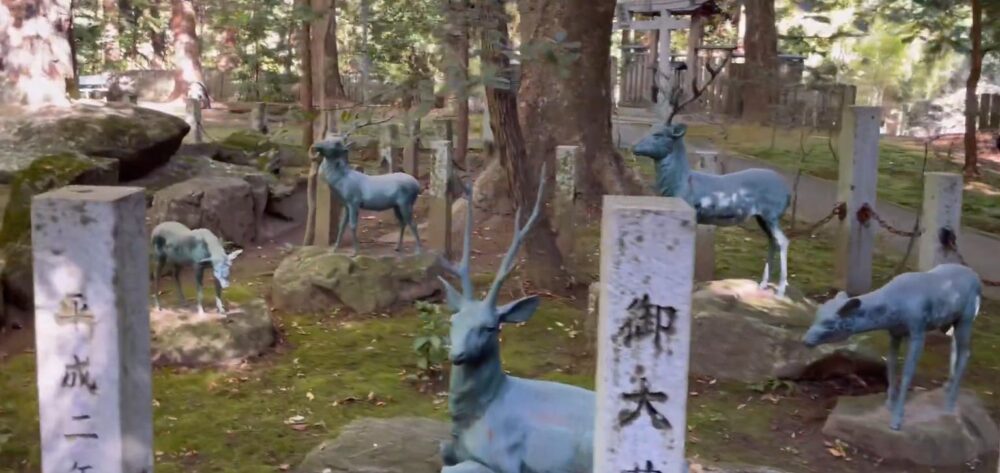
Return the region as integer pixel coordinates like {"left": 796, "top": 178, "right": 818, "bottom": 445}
{"left": 441, "top": 461, "right": 496, "bottom": 473}
{"left": 194, "top": 264, "right": 206, "bottom": 316}
{"left": 153, "top": 256, "right": 166, "bottom": 311}
{"left": 173, "top": 265, "right": 185, "bottom": 304}
{"left": 348, "top": 205, "right": 360, "bottom": 256}
{"left": 754, "top": 216, "right": 775, "bottom": 290}
{"left": 886, "top": 334, "right": 901, "bottom": 409}
{"left": 401, "top": 204, "right": 423, "bottom": 254}
{"left": 891, "top": 332, "right": 925, "bottom": 431}
{"left": 945, "top": 320, "right": 973, "bottom": 411}
{"left": 772, "top": 224, "right": 790, "bottom": 297}
{"left": 214, "top": 276, "right": 226, "bottom": 315}
{"left": 393, "top": 207, "right": 406, "bottom": 252}
{"left": 333, "top": 205, "right": 348, "bottom": 252}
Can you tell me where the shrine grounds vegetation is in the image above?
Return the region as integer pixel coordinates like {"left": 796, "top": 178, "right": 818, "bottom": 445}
{"left": 1, "top": 205, "right": 997, "bottom": 472}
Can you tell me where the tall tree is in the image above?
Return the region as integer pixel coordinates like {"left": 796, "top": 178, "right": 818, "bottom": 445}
{"left": 444, "top": 0, "right": 470, "bottom": 167}
{"left": 299, "top": 0, "right": 319, "bottom": 245}
{"left": 101, "top": 0, "right": 123, "bottom": 66}
{"left": 311, "top": 0, "right": 344, "bottom": 136}
{"left": 168, "top": 0, "right": 206, "bottom": 100}
{"left": 741, "top": 0, "right": 778, "bottom": 123}
{"left": 963, "top": 0, "right": 983, "bottom": 176}
{"left": 0, "top": 0, "right": 74, "bottom": 105}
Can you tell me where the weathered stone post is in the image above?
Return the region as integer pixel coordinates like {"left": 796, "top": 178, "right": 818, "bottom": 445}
{"left": 429, "top": 141, "right": 454, "bottom": 258}
{"left": 834, "top": 106, "right": 881, "bottom": 295}
{"left": 595, "top": 196, "right": 695, "bottom": 473}
{"left": 186, "top": 98, "right": 203, "bottom": 143}
{"left": 918, "top": 172, "right": 964, "bottom": 271}
{"left": 380, "top": 124, "right": 402, "bottom": 173}
{"left": 32, "top": 186, "right": 153, "bottom": 473}
{"left": 404, "top": 117, "right": 421, "bottom": 177}
{"left": 694, "top": 152, "right": 721, "bottom": 282}
{"left": 436, "top": 118, "right": 454, "bottom": 143}
{"left": 250, "top": 102, "right": 268, "bottom": 134}
{"left": 482, "top": 105, "right": 494, "bottom": 152}
{"left": 555, "top": 145, "right": 580, "bottom": 261}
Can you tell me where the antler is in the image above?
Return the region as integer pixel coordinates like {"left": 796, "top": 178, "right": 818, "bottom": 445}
{"left": 484, "top": 163, "right": 547, "bottom": 307}
{"left": 439, "top": 181, "right": 475, "bottom": 301}
{"left": 660, "top": 51, "right": 733, "bottom": 125}
{"left": 340, "top": 112, "right": 397, "bottom": 140}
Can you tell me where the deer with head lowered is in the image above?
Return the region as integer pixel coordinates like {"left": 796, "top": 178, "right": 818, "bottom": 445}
{"left": 437, "top": 165, "right": 595, "bottom": 473}
{"left": 633, "top": 55, "right": 793, "bottom": 296}
{"left": 312, "top": 127, "right": 422, "bottom": 256}
{"left": 151, "top": 221, "right": 243, "bottom": 315}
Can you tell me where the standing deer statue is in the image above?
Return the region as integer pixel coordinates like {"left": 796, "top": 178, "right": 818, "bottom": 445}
{"left": 438, "top": 166, "right": 596, "bottom": 473}
{"left": 151, "top": 221, "right": 243, "bottom": 315}
{"left": 313, "top": 134, "right": 423, "bottom": 256}
{"left": 804, "top": 263, "right": 982, "bottom": 431}
{"left": 633, "top": 55, "right": 792, "bottom": 295}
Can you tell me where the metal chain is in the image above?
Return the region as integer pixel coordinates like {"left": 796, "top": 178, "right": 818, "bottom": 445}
{"left": 787, "top": 202, "right": 847, "bottom": 239}
{"left": 857, "top": 203, "right": 922, "bottom": 238}
{"left": 940, "top": 229, "right": 1000, "bottom": 287}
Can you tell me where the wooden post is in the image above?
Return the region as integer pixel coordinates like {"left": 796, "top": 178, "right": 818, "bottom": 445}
{"left": 685, "top": 13, "right": 705, "bottom": 100}
{"left": 428, "top": 141, "right": 454, "bottom": 258}
{"left": 186, "top": 98, "right": 203, "bottom": 143}
{"left": 32, "top": 186, "right": 153, "bottom": 473}
{"left": 918, "top": 172, "right": 964, "bottom": 271}
{"left": 694, "top": 152, "right": 721, "bottom": 282}
{"left": 596, "top": 196, "right": 695, "bottom": 473}
{"left": 834, "top": 106, "right": 881, "bottom": 295}
{"left": 313, "top": 180, "right": 341, "bottom": 247}
{"left": 555, "top": 145, "right": 580, "bottom": 261}
{"left": 250, "top": 102, "right": 268, "bottom": 134}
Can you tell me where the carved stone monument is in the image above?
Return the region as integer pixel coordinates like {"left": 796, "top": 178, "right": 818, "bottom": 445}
{"left": 32, "top": 186, "right": 153, "bottom": 473}
{"left": 595, "top": 196, "right": 695, "bottom": 473}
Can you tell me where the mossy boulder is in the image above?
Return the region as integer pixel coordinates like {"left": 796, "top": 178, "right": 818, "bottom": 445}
{"left": 296, "top": 417, "right": 449, "bottom": 473}
{"left": 0, "top": 103, "right": 188, "bottom": 181}
{"left": 150, "top": 299, "right": 276, "bottom": 367}
{"left": 0, "top": 153, "right": 119, "bottom": 311}
{"left": 218, "top": 130, "right": 310, "bottom": 170}
{"left": 149, "top": 176, "right": 265, "bottom": 245}
{"left": 272, "top": 248, "right": 444, "bottom": 314}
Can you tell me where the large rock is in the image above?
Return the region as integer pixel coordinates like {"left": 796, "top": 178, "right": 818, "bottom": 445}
{"left": 0, "top": 153, "right": 119, "bottom": 311}
{"left": 150, "top": 177, "right": 264, "bottom": 246}
{"left": 586, "top": 279, "right": 883, "bottom": 383}
{"left": 296, "top": 417, "right": 449, "bottom": 473}
{"left": 272, "top": 248, "right": 444, "bottom": 314}
{"left": 822, "top": 388, "right": 999, "bottom": 466}
{"left": 150, "top": 299, "right": 276, "bottom": 367}
{"left": 0, "top": 103, "right": 189, "bottom": 181}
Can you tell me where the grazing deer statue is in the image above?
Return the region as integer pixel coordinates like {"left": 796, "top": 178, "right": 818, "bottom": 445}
{"left": 313, "top": 133, "right": 423, "bottom": 256}
{"left": 633, "top": 55, "right": 793, "bottom": 296}
{"left": 438, "top": 166, "right": 596, "bottom": 473}
{"left": 803, "top": 263, "right": 982, "bottom": 431}
{"left": 151, "top": 221, "right": 243, "bottom": 315}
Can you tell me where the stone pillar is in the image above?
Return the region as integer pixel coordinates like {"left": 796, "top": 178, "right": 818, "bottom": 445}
{"left": 656, "top": 14, "right": 673, "bottom": 117}
{"left": 380, "top": 124, "right": 402, "bottom": 173}
{"left": 250, "top": 102, "right": 268, "bottom": 134}
{"left": 595, "top": 196, "right": 695, "bottom": 473}
{"left": 403, "top": 117, "right": 421, "bottom": 177}
{"left": 186, "top": 98, "right": 203, "bottom": 143}
{"left": 694, "top": 152, "right": 721, "bottom": 282}
{"left": 429, "top": 141, "right": 454, "bottom": 258}
{"left": 918, "top": 172, "right": 964, "bottom": 271}
{"left": 685, "top": 13, "right": 705, "bottom": 100}
{"left": 435, "top": 118, "right": 454, "bottom": 143}
{"left": 482, "top": 104, "right": 494, "bottom": 151}
{"left": 555, "top": 145, "right": 580, "bottom": 260}
{"left": 834, "top": 106, "right": 881, "bottom": 295}
{"left": 32, "top": 186, "right": 153, "bottom": 473}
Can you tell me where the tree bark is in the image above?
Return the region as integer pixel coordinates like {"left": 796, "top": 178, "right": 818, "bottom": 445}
{"left": 0, "top": 0, "right": 74, "bottom": 106}
{"left": 299, "top": 0, "right": 318, "bottom": 245}
{"left": 741, "top": 0, "right": 778, "bottom": 123}
{"left": 446, "top": 0, "right": 470, "bottom": 168}
{"left": 168, "top": 0, "right": 206, "bottom": 101}
{"left": 148, "top": 0, "right": 168, "bottom": 69}
{"left": 101, "top": 0, "right": 122, "bottom": 66}
{"left": 964, "top": 0, "right": 982, "bottom": 177}
{"left": 480, "top": 0, "right": 567, "bottom": 288}
{"left": 311, "top": 0, "right": 344, "bottom": 137}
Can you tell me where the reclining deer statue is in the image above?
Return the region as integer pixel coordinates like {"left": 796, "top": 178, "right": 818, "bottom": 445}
{"left": 803, "top": 263, "right": 982, "bottom": 431}
{"left": 438, "top": 166, "right": 596, "bottom": 473}
{"left": 151, "top": 221, "right": 243, "bottom": 315}
{"left": 312, "top": 135, "right": 423, "bottom": 256}
{"left": 632, "top": 123, "right": 793, "bottom": 296}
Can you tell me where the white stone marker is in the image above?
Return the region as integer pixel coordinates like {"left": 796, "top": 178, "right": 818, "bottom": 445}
{"left": 834, "top": 106, "right": 881, "bottom": 295}
{"left": 429, "top": 140, "right": 454, "bottom": 258}
{"left": 555, "top": 145, "right": 580, "bottom": 259}
{"left": 694, "top": 152, "right": 721, "bottom": 282}
{"left": 32, "top": 186, "right": 153, "bottom": 473}
{"left": 595, "top": 196, "right": 695, "bottom": 473}
{"left": 918, "top": 172, "right": 964, "bottom": 271}
{"left": 380, "top": 124, "right": 401, "bottom": 173}
{"left": 186, "top": 98, "right": 203, "bottom": 143}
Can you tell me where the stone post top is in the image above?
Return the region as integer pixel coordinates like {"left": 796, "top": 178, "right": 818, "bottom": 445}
{"left": 430, "top": 140, "right": 453, "bottom": 148}
{"left": 925, "top": 171, "right": 963, "bottom": 178}
{"left": 34, "top": 185, "right": 145, "bottom": 203}
{"left": 603, "top": 195, "right": 695, "bottom": 213}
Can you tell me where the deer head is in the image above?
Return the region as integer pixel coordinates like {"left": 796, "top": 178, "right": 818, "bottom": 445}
{"left": 633, "top": 123, "right": 687, "bottom": 161}
{"left": 312, "top": 136, "right": 352, "bottom": 163}
{"left": 439, "top": 165, "right": 547, "bottom": 366}
{"left": 803, "top": 291, "right": 860, "bottom": 347}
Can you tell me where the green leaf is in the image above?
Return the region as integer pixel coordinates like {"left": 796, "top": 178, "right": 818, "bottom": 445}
{"left": 430, "top": 336, "right": 442, "bottom": 350}
{"left": 413, "top": 337, "right": 429, "bottom": 351}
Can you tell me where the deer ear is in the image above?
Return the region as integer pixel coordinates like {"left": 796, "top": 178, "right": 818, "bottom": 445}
{"left": 671, "top": 124, "right": 688, "bottom": 137}
{"left": 497, "top": 296, "right": 541, "bottom": 325}
{"left": 437, "top": 277, "right": 463, "bottom": 311}
{"left": 837, "top": 298, "right": 862, "bottom": 317}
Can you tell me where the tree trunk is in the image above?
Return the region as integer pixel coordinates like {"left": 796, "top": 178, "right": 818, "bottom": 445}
{"left": 299, "top": 0, "right": 318, "bottom": 245}
{"left": 0, "top": 0, "right": 74, "bottom": 106}
{"left": 445, "top": 0, "right": 470, "bottom": 168}
{"left": 311, "top": 0, "right": 344, "bottom": 137}
{"left": 321, "top": 0, "right": 345, "bottom": 103}
{"left": 168, "top": 0, "right": 206, "bottom": 101}
{"left": 148, "top": 0, "right": 168, "bottom": 69}
{"left": 480, "top": 0, "right": 567, "bottom": 288}
{"left": 741, "top": 0, "right": 778, "bottom": 123}
{"left": 964, "top": 0, "right": 982, "bottom": 177}
{"left": 518, "top": 0, "right": 643, "bottom": 197}
{"left": 101, "top": 0, "right": 122, "bottom": 66}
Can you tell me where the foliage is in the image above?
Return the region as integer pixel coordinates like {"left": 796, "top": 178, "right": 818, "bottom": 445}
{"left": 843, "top": 20, "right": 910, "bottom": 105}
{"left": 749, "top": 378, "right": 797, "bottom": 396}
{"left": 411, "top": 301, "right": 449, "bottom": 375}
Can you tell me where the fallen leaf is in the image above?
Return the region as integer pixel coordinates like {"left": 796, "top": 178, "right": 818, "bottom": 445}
{"left": 290, "top": 424, "right": 308, "bottom": 431}
{"left": 278, "top": 464, "right": 291, "bottom": 471}
{"left": 306, "top": 391, "right": 315, "bottom": 401}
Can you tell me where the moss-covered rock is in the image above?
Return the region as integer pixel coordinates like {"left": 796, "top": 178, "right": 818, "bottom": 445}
{"left": 0, "top": 103, "right": 188, "bottom": 181}
{"left": 0, "top": 153, "right": 119, "bottom": 311}
{"left": 149, "top": 176, "right": 264, "bottom": 246}
{"left": 296, "top": 417, "right": 449, "bottom": 473}
{"left": 272, "top": 248, "right": 444, "bottom": 314}
{"left": 150, "top": 299, "right": 276, "bottom": 367}
{"left": 218, "top": 130, "right": 309, "bottom": 170}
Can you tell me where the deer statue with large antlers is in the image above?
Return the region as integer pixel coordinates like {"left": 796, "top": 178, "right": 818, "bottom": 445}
{"left": 633, "top": 55, "right": 794, "bottom": 296}
{"left": 438, "top": 166, "right": 596, "bottom": 473}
